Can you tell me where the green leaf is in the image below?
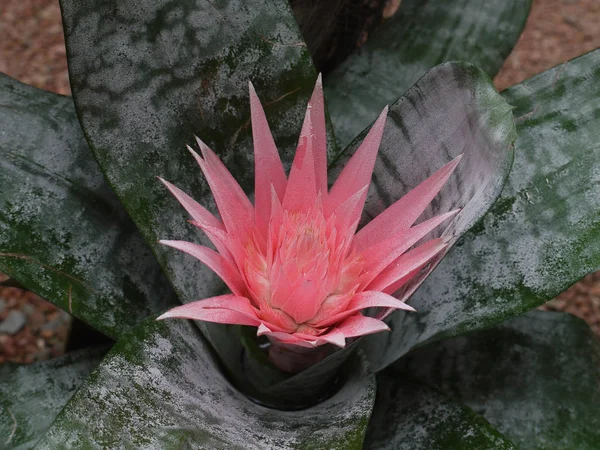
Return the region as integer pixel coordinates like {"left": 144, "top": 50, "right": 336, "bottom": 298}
{"left": 325, "top": 0, "right": 531, "bottom": 148}
{"left": 60, "top": 0, "right": 319, "bottom": 366}
{"left": 0, "top": 74, "right": 177, "bottom": 339}
{"left": 329, "top": 61, "right": 515, "bottom": 372}
{"left": 367, "top": 48, "right": 600, "bottom": 370}
{"left": 36, "top": 318, "right": 375, "bottom": 449}
{"left": 391, "top": 311, "right": 600, "bottom": 449}
{"left": 364, "top": 377, "right": 515, "bottom": 450}
{"left": 0, "top": 346, "right": 108, "bottom": 450}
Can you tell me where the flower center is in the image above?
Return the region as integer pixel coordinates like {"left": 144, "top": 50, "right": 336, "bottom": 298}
{"left": 244, "top": 207, "right": 364, "bottom": 329}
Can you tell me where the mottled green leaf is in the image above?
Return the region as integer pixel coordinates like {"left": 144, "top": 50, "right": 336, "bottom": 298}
{"left": 365, "top": 49, "right": 600, "bottom": 371}
{"left": 364, "top": 377, "right": 515, "bottom": 450}
{"left": 60, "top": 0, "right": 320, "bottom": 368}
{"left": 392, "top": 311, "right": 600, "bottom": 449}
{"left": 36, "top": 318, "right": 375, "bottom": 449}
{"left": 321, "top": 62, "right": 515, "bottom": 373}
{"left": 325, "top": 0, "right": 531, "bottom": 148}
{"left": 0, "top": 74, "right": 177, "bottom": 339}
{"left": 0, "top": 346, "right": 108, "bottom": 450}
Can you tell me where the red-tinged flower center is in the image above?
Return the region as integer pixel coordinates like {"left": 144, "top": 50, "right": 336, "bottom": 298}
{"left": 244, "top": 207, "right": 364, "bottom": 332}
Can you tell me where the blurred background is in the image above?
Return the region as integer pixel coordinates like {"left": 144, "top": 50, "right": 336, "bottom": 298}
{"left": 1, "top": 0, "right": 600, "bottom": 364}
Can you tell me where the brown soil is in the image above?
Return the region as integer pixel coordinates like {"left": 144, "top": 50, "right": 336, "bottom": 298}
{"left": 0, "top": 274, "right": 69, "bottom": 364}
{"left": 494, "top": 0, "right": 600, "bottom": 91}
{"left": 0, "top": 0, "right": 70, "bottom": 95}
{"left": 0, "top": 0, "right": 599, "bottom": 364}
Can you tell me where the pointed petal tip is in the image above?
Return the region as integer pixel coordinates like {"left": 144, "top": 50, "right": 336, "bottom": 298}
{"left": 154, "top": 308, "right": 205, "bottom": 322}
{"left": 157, "top": 176, "right": 175, "bottom": 188}
{"left": 436, "top": 208, "right": 462, "bottom": 224}
{"left": 372, "top": 105, "right": 389, "bottom": 131}
{"left": 194, "top": 136, "right": 210, "bottom": 155}
{"left": 157, "top": 176, "right": 171, "bottom": 189}
{"left": 447, "top": 153, "right": 464, "bottom": 171}
{"left": 338, "top": 314, "right": 391, "bottom": 338}
{"left": 257, "top": 323, "right": 270, "bottom": 336}
{"left": 330, "top": 339, "right": 346, "bottom": 349}
{"left": 316, "top": 73, "right": 323, "bottom": 85}
{"left": 195, "top": 136, "right": 211, "bottom": 154}
{"left": 158, "top": 239, "right": 196, "bottom": 252}
{"left": 402, "top": 303, "right": 417, "bottom": 313}
{"left": 156, "top": 311, "right": 171, "bottom": 321}
{"left": 377, "top": 105, "right": 389, "bottom": 121}
{"left": 445, "top": 153, "right": 464, "bottom": 172}
{"left": 248, "top": 81, "right": 260, "bottom": 101}
{"left": 186, "top": 144, "right": 200, "bottom": 157}
{"left": 187, "top": 145, "right": 206, "bottom": 168}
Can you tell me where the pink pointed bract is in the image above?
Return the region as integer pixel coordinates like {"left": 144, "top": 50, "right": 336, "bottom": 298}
{"left": 157, "top": 77, "right": 461, "bottom": 352}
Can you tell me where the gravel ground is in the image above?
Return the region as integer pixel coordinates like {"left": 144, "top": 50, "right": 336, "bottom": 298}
{"left": 0, "top": 0, "right": 599, "bottom": 364}
{"left": 494, "top": 0, "right": 600, "bottom": 91}
{"left": 0, "top": 274, "right": 70, "bottom": 363}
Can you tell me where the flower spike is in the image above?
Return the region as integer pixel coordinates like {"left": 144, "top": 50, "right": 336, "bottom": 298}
{"left": 157, "top": 78, "right": 461, "bottom": 364}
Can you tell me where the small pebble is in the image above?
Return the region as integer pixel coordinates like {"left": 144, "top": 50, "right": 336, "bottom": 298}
{"left": 0, "top": 310, "right": 27, "bottom": 335}
{"left": 22, "top": 303, "right": 36, "bottom": 316}
{"left": 42, "top": 316, "right": 64, "bottom": 332}
{"left": 29, "top": 311, "right": 45, "bottom": 329}
{"left": 40, "top": 329, "right": 54, "bottom": 339}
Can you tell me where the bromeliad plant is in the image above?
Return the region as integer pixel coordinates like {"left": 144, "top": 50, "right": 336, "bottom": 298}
{"left": 1, "top": 0, "right": 600, "bottom": 449}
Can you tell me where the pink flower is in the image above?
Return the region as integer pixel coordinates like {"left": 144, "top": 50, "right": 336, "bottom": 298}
{"left": 157, "top": 76, "right": 460, "bottom": 352}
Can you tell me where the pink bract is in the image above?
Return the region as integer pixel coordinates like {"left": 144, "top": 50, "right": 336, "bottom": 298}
{"left": 157, "top": 76, "right": 460, "bottom": 350}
